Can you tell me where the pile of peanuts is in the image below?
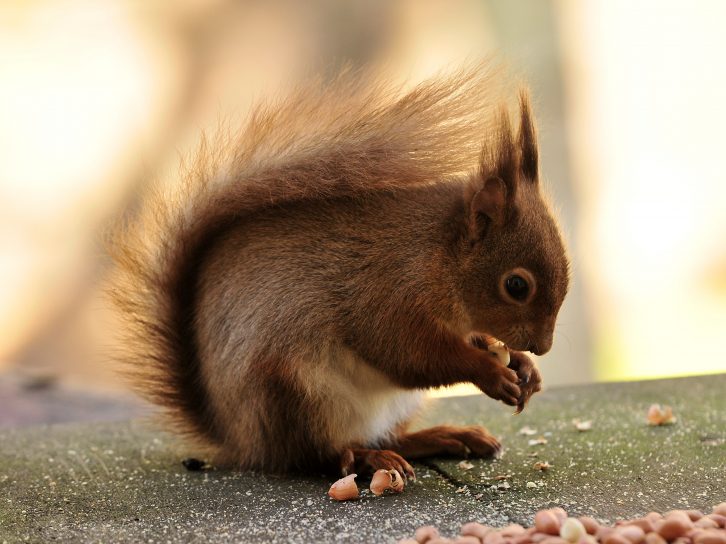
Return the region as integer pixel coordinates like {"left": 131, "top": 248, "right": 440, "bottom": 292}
{"left": 399, "top": 503, "right": 726, "bottom": 544}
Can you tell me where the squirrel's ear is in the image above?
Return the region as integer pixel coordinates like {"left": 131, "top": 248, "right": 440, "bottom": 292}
{"left": 471, "top": 109, "right": 517, "bottom": 236}
{"left": 518, "top": 89, "right": 538, "bottom": 182}
{"left": 468, "top": 176, "right": 508, "bottom": 233}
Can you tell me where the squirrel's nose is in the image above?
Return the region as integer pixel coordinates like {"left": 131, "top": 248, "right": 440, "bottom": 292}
{"left": 530, "top": 332, "right": 553, "bottom": 356}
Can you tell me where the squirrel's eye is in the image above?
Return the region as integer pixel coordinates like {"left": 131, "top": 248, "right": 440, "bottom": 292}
{"left": 505, "top": 275, "right": 529, "bottom": 301}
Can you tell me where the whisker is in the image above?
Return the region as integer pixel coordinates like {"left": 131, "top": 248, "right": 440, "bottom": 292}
{"left": 554, "top": 329, "right": 573, "bottom": 353}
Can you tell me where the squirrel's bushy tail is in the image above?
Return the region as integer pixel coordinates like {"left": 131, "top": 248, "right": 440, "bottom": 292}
{"left": 109, "top": 63, "right": 512, "bottom": 447}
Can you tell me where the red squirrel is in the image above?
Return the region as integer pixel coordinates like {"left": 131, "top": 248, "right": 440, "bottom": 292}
{"left": 110, "top": 65, "right": 570, "bottom": 478}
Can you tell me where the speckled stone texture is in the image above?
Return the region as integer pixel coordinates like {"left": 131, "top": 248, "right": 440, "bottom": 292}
{"left": 1, "top": 374, "right": 724, "bottom": 543}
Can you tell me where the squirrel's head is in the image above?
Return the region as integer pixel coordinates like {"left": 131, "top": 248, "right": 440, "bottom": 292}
{"left": 460, "top": 91, "right": 570, "bottom": 356}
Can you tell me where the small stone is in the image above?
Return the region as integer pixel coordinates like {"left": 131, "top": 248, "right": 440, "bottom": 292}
{"left": 573, "top": 420, "right": 593, "bottom": 432}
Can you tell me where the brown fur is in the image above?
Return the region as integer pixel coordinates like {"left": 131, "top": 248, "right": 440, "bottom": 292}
{"left": 109, "top": 63, "right": 569, "bottom": 475}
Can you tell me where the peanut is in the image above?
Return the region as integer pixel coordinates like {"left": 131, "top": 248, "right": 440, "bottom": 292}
{"left": 415, "top": 526, "right": 440, "bottom": 543}
{"left": 455, "top": 537, "right": 482, "bottom": 544}
{"left": 370, "top": 469, "right": 392, "bottom": 496}
{"left": 626, "top": 520, "right": 656, "bottom": 534}
{"left": 578, "top": 517, "right": 600, "bottom": 535}
{"left": 561, "top": 519, "right": 588, "bottom": 543}
{"left": 536, "top": 510, "right": 563, "bottom": 535}
{"left": 487, "top": 339, "right": 510, "bottom": 366}
{"left": 694, "top": 530, "right": 726, "bottom": 544}
{"left": 460, "top": 522, "right": 491, "bottom": 539}
{"left": 644, "top": 533, "right": 667, "bottom": 544}
{"left": 402, "top": 506, "right": 726, "bottom": 544}
{"left": 656, "top": 516, "right": 692, "bottom": 540}
{"left": 616, "top": 525, "right": 646, "bottom": 544}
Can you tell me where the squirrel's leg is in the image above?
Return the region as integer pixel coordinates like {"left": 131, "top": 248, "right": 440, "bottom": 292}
{"left": 390, "top": 424, "right": 501, "bottom": 459}
{"left": 339, "top": 447, "right": 416, "bottom": 479}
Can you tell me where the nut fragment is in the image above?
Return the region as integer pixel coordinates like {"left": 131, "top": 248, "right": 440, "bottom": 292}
{"left": 390, "top": 469, "right": 405, "bottom": 492}
{"left": 328, "top": 473, "right": 359, "bottom": 501}
{"left": 647, "top": 404, "right": 677, "bottom": 426}
{"left": 487, "top": 339, "right": 511, "bottom": 366}
{"left": 533, "top": 461, "right": 552, "bottom": 471}
{"left": 370, "top": 469, "right": 404, "bottom": 496}
{"left": 370, "top": 469, "right": 392, "bottom": 496}
{"left": 573, "top": 419, "right": 593, "bottom": 432}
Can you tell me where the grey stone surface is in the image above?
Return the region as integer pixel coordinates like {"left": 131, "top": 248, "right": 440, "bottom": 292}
{"left": 0, "top": 371, "right": 148, "bottom": 428}
{"left": 1, "top": 374, "right": 725, "bottom": 543}
{"left": 422, "top": 374, "right": 726, "bottom": 524}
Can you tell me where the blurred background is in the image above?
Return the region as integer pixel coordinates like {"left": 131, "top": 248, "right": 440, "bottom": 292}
{"left": 1, "top": 0, "right": 725, "bottom": 426}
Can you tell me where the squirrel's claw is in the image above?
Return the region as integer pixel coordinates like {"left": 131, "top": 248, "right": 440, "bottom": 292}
{"left": 340, "top": 448, "right": 415, "bottom": 481}
{"left": 508, "top": 351, "right": 543, "bottom": 413}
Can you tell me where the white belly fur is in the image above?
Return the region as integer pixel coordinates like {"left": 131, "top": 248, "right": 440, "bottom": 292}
{"left": 298, "top": 344, "right": 426, "bottom": 451}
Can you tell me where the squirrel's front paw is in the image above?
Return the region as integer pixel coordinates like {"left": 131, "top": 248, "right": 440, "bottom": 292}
{"left": 508, "top": 350, "right": 542, "bottom": 413}
{"left": 475, "top": 360, "right": 521, "bottom": 407}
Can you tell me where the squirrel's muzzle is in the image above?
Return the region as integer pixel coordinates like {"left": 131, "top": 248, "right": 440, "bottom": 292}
{"left": 529, "top": 326, "right": 554, "bottom": 356}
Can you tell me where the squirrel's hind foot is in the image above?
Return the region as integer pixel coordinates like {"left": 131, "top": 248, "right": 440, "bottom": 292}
{"left": 339, "top": 448, "right": 416, "bottom": 480}
{"left": 392, "top": 424, "right": 502, "bottom": 460}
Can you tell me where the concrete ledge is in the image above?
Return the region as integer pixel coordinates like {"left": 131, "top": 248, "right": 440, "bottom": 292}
{"left": 1, "top": 374, "right": 725, "bottom": 543}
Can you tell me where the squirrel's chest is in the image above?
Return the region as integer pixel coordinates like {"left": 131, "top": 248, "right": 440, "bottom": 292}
{"left": 302, "top": 346, "right": 426, "bottom": 449}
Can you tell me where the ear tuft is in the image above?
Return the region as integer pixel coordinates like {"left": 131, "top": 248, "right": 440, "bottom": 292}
{"left": 518, "top": 89, "right": 538, "bottom": 181}
{"left": 470, "top": 176, "right": 507, "bottom": 230}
